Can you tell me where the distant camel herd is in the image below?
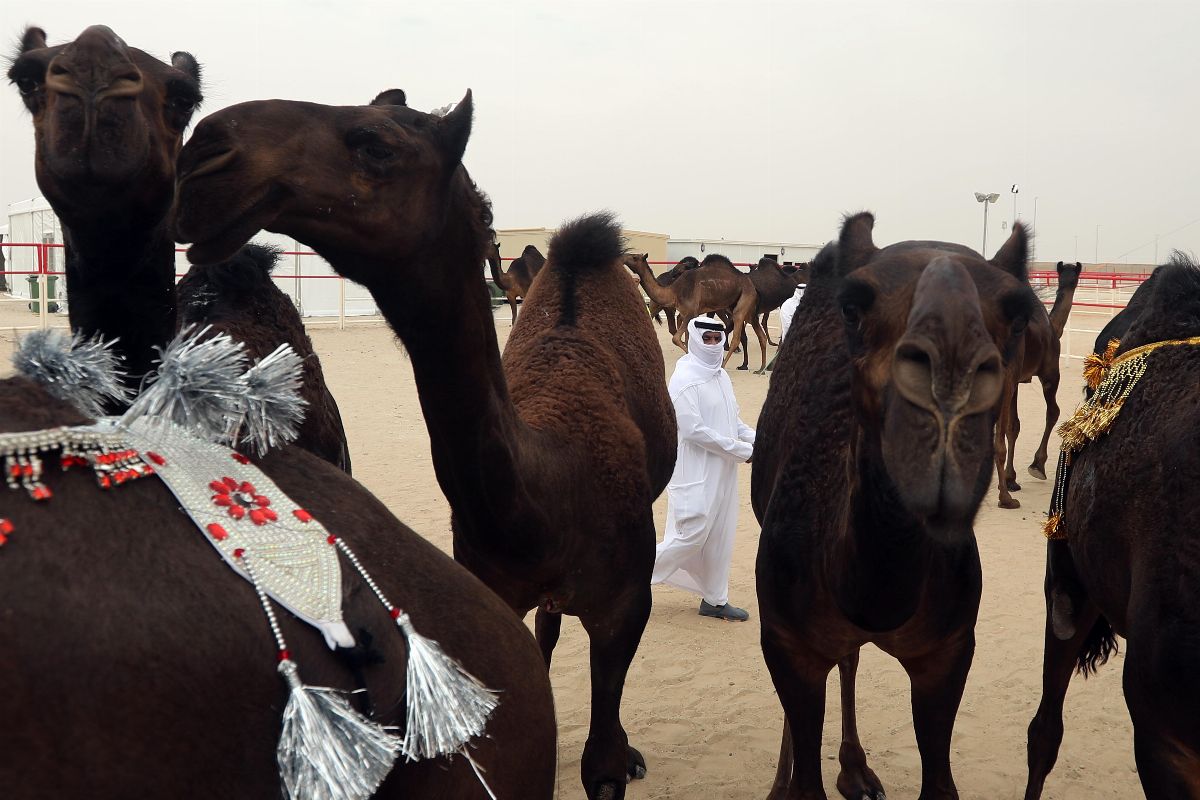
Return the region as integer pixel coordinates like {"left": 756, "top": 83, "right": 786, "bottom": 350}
{"left": 3, "top": 23, "right": 1198, "bottom": 800}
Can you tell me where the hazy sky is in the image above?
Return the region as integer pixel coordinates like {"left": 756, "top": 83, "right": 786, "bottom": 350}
{"left": 3, "top": 0, "right": 1198, "bottom": 264}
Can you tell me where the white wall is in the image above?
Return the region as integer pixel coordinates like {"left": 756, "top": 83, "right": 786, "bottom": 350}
{"left": 666, "top": 239, "right": 823, "bottom": 270}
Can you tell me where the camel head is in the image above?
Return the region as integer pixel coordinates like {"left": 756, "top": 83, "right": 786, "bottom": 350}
{"left": 1056, "top": 260, "right": 1082, "bottom": 291}
{"left": 836, "top": 213, "right": 1037, "bottom": 540}
{"left": 7, "top": 26, "right": 202, "bottom": 233}
{"left": 174, "top": 88, "right": 475, "bottom": 274}
{"left": 623, "top": 252, "right": 651, "bottom": 272}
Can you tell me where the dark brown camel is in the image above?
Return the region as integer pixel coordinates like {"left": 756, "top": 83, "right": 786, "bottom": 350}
{"left": 173, "top": 90, "right": 677, "bottom": 800}
{"left": 7, "top": 25, "right": 198, "bottom": 395}
{"left": 8, "top": 26, "right": 351, "bottom": 471}
{"left": 736, "top": 256, "right": 806, "bottom": 371}
{"left": 751, "top": 213, "right": 1038, "bottom": 800}
{"left": 0, "top": 377, "right": 556, "bottom": 800}
{"left": 176, "top": 243, "right": 353, "bottom": 472}
{"left": 993, "top": 260, "right": 1081, "bottom": 508}
{"left": 1025, "top": 255, "right": 1200, "bottom": 799}
{"left": 636, "top": 255, "right": 700, "bottom": 334}
{"left": 487, "top": 242, "right": 545, "bottom": 323}
{"left": 624, "top": 251, "right": 768, "bottom": 371}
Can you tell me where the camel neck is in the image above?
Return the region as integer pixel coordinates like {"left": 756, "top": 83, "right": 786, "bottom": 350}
{"left": 60, "top": 218, "right": 178, "bottom": 402}
{"left": 629, "top": 260, "right": 675, "bottom": 308}
{"left": 833, "top": 429, "right": 974, "bottom": 632}
{"left": 1049, "top": 282, "right": 1078, "bottom": 338}
{"left": 362, "top": 192, "right": 533, "bottom": 556}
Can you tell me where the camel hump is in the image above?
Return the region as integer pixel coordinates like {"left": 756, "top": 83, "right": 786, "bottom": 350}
{"left": 548, "top": 212, "right": 625, "bottom": 274}
{"left": 182, "top": 243, "right": 281, "bottom": 296}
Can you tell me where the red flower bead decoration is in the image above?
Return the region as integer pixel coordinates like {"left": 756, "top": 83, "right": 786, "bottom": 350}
{"left": 210, "top": 477, "right": 278, "bottom": 526}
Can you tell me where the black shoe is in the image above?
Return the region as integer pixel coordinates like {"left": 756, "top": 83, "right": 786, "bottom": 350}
{"left": 699, "top": 600, "right": 750, "bottom": 621}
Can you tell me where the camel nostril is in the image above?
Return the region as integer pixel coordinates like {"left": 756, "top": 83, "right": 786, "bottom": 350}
{"left": 893, "top": 342, "right": 936, "bottom": 410}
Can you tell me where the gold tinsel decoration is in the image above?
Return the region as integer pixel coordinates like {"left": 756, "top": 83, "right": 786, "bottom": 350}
{"left": 1044, "top": 334, "right": 1200, "bottom": 539}
{"left": 1082, "top": 337, "right": 1121, "bottom": 391}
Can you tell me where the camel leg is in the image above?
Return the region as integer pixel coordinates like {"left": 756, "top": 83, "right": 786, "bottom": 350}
{"left": 1124, "top": 642, "right": 1200, "bottom": 799}
{"left": 1005, "top": 389, "right": 1021, "bottom": 492}
{"left": 900, "top": 632, "right": 975, "bottom": 800}
{"left": 506, "top": 291, "right": 519, "bottom": 324}
{"left": 1028, "top": 373, "right": 1060, "bottom": 481}
{"left": 767, "top": 719, "right": 793, "bottom": 800}
{"left": 995, "top": 383, "right": 1019, "bottom": 509}
{"left": 761, "top": 631, "right": 835, "bottom": 799}
{"left": 534, "top": 607, "right": 563, "bottom": 670}
{"left": 666, "top": 307, "right": 678, "bottom": 336}
{"left": 579, "top": 584, "right": 652, "bottom": 800}
{"left": 721, "top": 321, "right": 746, "bottom": 369}
{"left": 763, "top": 310, "right": 779, "bottom": 346}
{"left": 672, "top": 313, "right": 692, "bottom": 353}
{"left": 751, "top": 315, "right": 770, "bottom": 374}
{"left": 738, "top": 323, "right": 751, "bottom": 371}
{"left": 1024, "top": 603, "right": 1102, "bottom": 800}
{"left": 835, "top": 649, "right": 886, "bottom": 800}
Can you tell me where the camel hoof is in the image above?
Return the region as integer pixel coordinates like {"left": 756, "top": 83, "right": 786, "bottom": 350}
{"left": 627, "top": 745, "right": 647, "bottom": 781}
{"left": 1006, "top": 479, "right": 1022, "bottom": 492}
{"left": 736, "top": 365, "right": 749, "bottom": 371}
{"left": 999, "top": 497, "right": 1021, "bottom": 509}
{"left": 754, "top": 369, "right": 767, "bottom": 375}
{"left": 1028, "top": 464, "right": 1048, "bottom": 480}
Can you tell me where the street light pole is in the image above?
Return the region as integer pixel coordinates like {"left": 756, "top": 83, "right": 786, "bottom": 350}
{"left": 1154, "top": 233, "right": 1159, "bottom": 265}
{"left": 1033, "top": 196, "right": 1039, "bottom": 229}
{"left": 1095, "top": 225, "right": 1101, "bottom": 264}
{"left": 975, "top": 191, "right": 1000, "bottom": 256}
{"left": 1011, "top": 184, "right": 1019, "bottom": 225}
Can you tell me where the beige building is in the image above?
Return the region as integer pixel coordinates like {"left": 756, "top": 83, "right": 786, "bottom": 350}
{"left": 496, "top": 227, "right": 669, "bottom": 263}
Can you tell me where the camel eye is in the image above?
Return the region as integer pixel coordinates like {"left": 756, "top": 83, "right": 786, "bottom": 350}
{"left": 841, "top": 304, "right": 861, "bottom": 326}
{"left": 170, "top": 96, "right": 195, "bottom": 113}
{"left": 15, "top": 76, "right": 38, "bottom": 96}
{"left": 363, "top": 144, "right": 394, "bottom": 161}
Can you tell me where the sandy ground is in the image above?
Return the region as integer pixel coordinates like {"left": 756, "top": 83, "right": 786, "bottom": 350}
{"left": 0, "top": 298, "right": 1140, "bottom": 800}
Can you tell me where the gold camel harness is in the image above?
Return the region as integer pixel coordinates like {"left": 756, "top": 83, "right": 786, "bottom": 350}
{"left": 1044, "top": 334, "right": 1200, "bottom": 539}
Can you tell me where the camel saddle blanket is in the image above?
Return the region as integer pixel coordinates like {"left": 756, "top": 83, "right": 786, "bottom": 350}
{"left": 1, "top": 417, "right": 354, "bottom": 650}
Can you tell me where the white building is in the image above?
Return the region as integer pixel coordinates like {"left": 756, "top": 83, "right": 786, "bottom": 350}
{"left": 3, "top": 198, "right": 377, "bottom": 317}
{"left": 667, "top": 238, "right": 824, "bottom": 271}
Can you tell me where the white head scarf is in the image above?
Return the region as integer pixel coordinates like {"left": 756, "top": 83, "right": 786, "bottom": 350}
{"left": 668, "top": 317, "right": 727, "bottom": 399}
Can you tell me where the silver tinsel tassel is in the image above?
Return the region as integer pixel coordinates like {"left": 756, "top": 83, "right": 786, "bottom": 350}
{"left": 12, "top": 330, "right": 130, "bottom": 415}
{"left": 122, "top": 325, "right": 248, "bottom": 441}
{"left": 395, "top": 612, "right": 500, "bottom": 760}
{"left": 238, "top": 344, "right": 307, "bottom": 456}
{"left": 277, "top": 659, "right": 402, "bottom": 800}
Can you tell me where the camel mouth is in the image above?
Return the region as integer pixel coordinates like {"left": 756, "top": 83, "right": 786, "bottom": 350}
{"left": 176, "top": 147, "right": 236, "bottom": 183}
{"left": 176, "top": 185, "right": 281, "bottom": 265}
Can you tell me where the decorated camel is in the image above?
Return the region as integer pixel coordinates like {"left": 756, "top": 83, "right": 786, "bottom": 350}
{"left": 8, "top": 25, "right": 350, "bottom": 471}
{"left": 173, "top": 89, "right": 677, "bottom": 800}
{"left": 487, "top": 241, "right": 545, "bottom": 323}
{"left": 3, "top": 26, "right": 556, "bottom": 798}
{"left": 1026, "top": 255, "right": 1200, "bottom": 798}
{"left": 177, "top": 244, "right": 353, "bottom": 472}
{"left": 751, "top": 213, "right": 1038, "bottom": 799}
{"left": 993, "top": 260, "right": 1081, "bottom": 508}
{"left": 624, "top": 251, "right": 768, "bottom": 371}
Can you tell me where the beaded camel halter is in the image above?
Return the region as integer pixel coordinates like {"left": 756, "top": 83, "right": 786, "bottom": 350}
{"left": 1044, "top": 334, "right": 1200, "bottom": 540}
{"left": 1, "top": 329, "right": 498, "bottom": 800}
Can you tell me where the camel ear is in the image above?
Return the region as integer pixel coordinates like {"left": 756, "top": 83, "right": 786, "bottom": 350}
{"left": 20, "top": 27, "right": 47, "bottom": 52}
{"left": 1075, "top": 262, "right": 1082, "bottom": 269}
{"left": 436, "top": 89, "right": 473, "bottom": 164}
{"left": 370, "top": 88, "right": 407, "bottom": 107}
{"left": 838, "top": 212, "right": 877, "bottom": 273}
{"left": 170, "top": 52, "right": 201, "bottom": 83}
{"left": 642, "top": 253, "right": 649, "bottom": 260}
{"left": 990, "top": 222, "right": 1030, "bottom": 282}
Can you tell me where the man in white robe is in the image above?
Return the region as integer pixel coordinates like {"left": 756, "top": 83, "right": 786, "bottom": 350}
{"left": 652, "top": 317, "right": 755, "bottom": 621}
{"left": 767, "top": 282, "right": 806, "bottom": 372}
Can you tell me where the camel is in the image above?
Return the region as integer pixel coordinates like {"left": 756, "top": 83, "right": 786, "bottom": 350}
{"left": 637, "top": 255, "right": 700, "bottom": 333}
{"left": 0, "top": 375, "right": 556, "bottom": 800}
{"left": 751, "top": 213, "right": 1038, "bottom": 800}
{"left": 1025, "top": 255, "right": 1200, "bottom": 798}
{"left": 624, "top": 251, "right": 768, "bottom": 372}
{"left": 173, "top": 90, "right": 677, "bottom": 800}
{"left": 8, "top": 26, "right": 350, "bottom": 470}
{"left": 177, "top": 244, "right": 353, "bottom": 472}
{"left": 736, "top": 257, "right": 807, "bottom": 371}
{"left": 487, "top": 241, "right": 544, "bottom": 323}
{"left": 993, "top": 260, "right": 1081, "bottom": 508}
